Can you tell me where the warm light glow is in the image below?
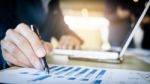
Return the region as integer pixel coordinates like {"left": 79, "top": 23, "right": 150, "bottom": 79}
{"left": 81, "top": 8, "right": 89, "bottom": 17}
{"left": 133, "top": 0, "right": 138, "bottom": 3}
{"left": 64, "top": 16, "right": 109, "bottom": 30}
{"left": 64, "top": 16, "right": 110, "bottom": 50}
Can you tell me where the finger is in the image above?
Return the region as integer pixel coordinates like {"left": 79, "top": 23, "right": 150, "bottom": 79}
{"left": 6, "top": 62, "right": 13, "bottom": 67}
{"left": 58, "top": 39, "right": 64, "bottom": 49}
{"left": 43, "top": 42, "right": 53, "bottom": 54}
{"left": 1, "top": 39, "right": 32, "bottom": 67}
{"left": 58, "top": 35, "right": 68, "bottom": 49}
{"left": 59, "top": 36, "right": 71, "bottom": 49}
{"left": 73, "top": 39, "right": 81, "bottom": 50}
{"left": 61, "top": 42, "right": 68, "bottom": 49}
{"left": 1, "top": 48, "right": 28, "bottom": 67}
{"left": 65, "top": 37, "right": 75, "bottom": 49}
{"left": 5, "top": 29, "right": 43, "bottom": 69}
{"left": 74, "top": 43, "right": 81, "bottom": 50}
{"left": 67, "top": 42, "right": 74, "bottom": 50}
{"left": 15, "top": 23, "right": 46, "bottom": 58}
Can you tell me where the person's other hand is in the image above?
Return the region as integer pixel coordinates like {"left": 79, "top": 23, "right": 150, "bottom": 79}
{"left": 116, "top": 6, "right": 130, "bottom": 20}
{"left": 0, "top": 23, "right": 52, "bottom": 69}
{"left": 58, "top": 35, "right": 83, "bottom": 50}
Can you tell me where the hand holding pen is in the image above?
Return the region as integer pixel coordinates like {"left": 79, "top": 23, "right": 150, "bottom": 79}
{"left": 30, "top": 25, "right": 49, "bottom": 74}
{"left": 1, "top": 23, "right": 52, "bottom": 72}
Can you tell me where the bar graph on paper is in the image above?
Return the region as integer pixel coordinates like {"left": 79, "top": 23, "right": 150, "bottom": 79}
{"left": 0, "top": 65, "right": 149, "bottom": 84}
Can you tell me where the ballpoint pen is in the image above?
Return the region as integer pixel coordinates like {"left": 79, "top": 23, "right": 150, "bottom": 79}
{"left": 30, "top": 25, "right": 49, "bottom": 74}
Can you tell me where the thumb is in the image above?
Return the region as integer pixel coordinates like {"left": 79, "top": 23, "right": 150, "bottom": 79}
{"left": 43, "top": 42, "right": 53, "bottom": 54}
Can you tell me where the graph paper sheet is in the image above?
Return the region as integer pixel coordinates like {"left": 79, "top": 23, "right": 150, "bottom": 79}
{"left": 0, "top": 65, "right": 149, "bottom": 84}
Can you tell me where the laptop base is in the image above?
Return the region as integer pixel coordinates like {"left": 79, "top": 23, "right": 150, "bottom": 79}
{"left": 68, "top": 56, "right": 124, "bottom": 64}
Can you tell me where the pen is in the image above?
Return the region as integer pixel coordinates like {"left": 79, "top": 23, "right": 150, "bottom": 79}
{"left": 30, "top": 25, "right": 49, "bottom": 74}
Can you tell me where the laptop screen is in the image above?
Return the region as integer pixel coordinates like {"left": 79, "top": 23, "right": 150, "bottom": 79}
{"left": 119, "top": 1, "right": 150, "bottom": 58}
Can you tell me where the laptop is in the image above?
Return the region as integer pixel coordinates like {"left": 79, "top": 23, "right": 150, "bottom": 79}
{"left": 52, "top": 1, "right": 150, "bottom": 63}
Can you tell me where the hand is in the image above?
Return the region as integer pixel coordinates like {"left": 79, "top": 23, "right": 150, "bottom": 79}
{"left": 0, "top": 23, "right": 52, "bottom": 69}
{"left": 58, "top": 35, "right": 83, "bottom": 50}
{"left": 116, "top": 6, "right": 130, "bottom": 20}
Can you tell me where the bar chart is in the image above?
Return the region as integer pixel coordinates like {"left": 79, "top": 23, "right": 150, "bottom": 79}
{"left": 19, "top": 65, "right": 105, "bottom": 84}
{"left": 0, "top": 65, "right": 149, "bottom": 84}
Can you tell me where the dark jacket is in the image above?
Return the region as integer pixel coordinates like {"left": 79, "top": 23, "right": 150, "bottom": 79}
{"left": 0, "top": 0, "right": 80, "bottom": 69}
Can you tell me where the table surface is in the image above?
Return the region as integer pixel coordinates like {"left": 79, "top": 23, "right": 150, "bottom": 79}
{"left": 46, "top": 54, "right": 150, "bottom": 72}
{"left": 1, "top": 53, "right": 150, "bottom": 72}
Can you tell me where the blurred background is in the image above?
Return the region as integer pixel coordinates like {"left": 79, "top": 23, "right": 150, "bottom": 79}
{"left": 52, "top": 0, "right": 150, "bottom": 51}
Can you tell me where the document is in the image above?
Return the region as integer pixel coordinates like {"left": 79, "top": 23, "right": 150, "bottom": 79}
{"left": 0, "top": 65, "right": 149, "bottom": 84}
{"left": 126, "top": 48, "right": 150, "bottom": 64}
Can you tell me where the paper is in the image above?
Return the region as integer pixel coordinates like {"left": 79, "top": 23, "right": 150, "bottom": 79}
{"left": 126, "top": 48, "right": 150, "bottom": 56}
{"left": 0, "top": 65, "right": 150, "bottom": 84}
{"left": 125, "top": 48, "right": 150, "bottom": 64}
